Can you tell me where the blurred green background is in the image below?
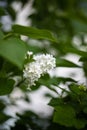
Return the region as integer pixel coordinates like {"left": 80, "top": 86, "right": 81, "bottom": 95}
{"left": 0, "top": 0, "right": 87, "bottom": 130}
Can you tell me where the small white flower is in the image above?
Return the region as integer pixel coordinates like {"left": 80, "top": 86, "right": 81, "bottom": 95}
{"left": 33, "top": 54, "right": 56, "bottom": 73}
{"left": 27, "top": 51, "right": 33, "bottom": 56}
{"left": 25, "top": 51, "right": 33, "bottom": 59}
{"left": 23, "top": 62, "right": 42, "bottom": 87}
{"left": 23, "top": 52, "right": 56, "bottom": 88}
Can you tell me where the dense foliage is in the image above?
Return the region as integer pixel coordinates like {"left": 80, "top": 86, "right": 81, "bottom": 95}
{"left": 0, "top": 0, "right": 87, "bottom": 130}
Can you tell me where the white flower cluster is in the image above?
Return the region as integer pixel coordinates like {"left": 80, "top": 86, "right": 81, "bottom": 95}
{"left": 23, "top": 51, "right": 56, "bottom": 88}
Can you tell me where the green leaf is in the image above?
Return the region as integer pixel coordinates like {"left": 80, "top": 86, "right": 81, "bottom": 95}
{"left": 79, "top": 57, "right": 87, "bottom": 62}
{"left": 57, "top": 77, "right": 77, "bottom": 83}
{"left": 83, "top": 107, "right": 87, "bottom": 114}
{"left": 0, "top": 78, "right": 15, "bottom": 95}
{"left": 56, "top": 58, "right": 81, "bottom": 68}
{"left": 6, "top": 6, "right": 16, "bottom": 20}
{"left": 68, "top": 84, "right": 81, "bottom": 95}
{"left": 71, "top": 19, "right": 87, "bottom": 33}
{"left": 53, "top": 105, "right": 76, "bottom": 127}
{"left": 0, "top": 112, "right": 11, "bottom": 124}
{"left": 74, "top": 119, "right": 86, "bottom": 129}
{"left": 0, "top": 37, "right": 27, "bottom": 69}
{"left": 0, "top": 101, "right": 5, "bottom": 111}
{"left": 38, "top": 74, "right": 76, "bottom": 87}
{"left": 12, "top": 24, "right": 57, "bottom": 42}
{"left": 38, "top": 76, "right": 58, "bottom": 86}
{"left": 0, "top": 7, "right": 6, "bottom": 16}
{"left": 65, "top": 46, "right": 87, "bottom": 57}
{"left": 48, "top": 98, "right": 63, "bottom": 107}
{"left": 0, "top": 30, "right": 4, "bottom": 39}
